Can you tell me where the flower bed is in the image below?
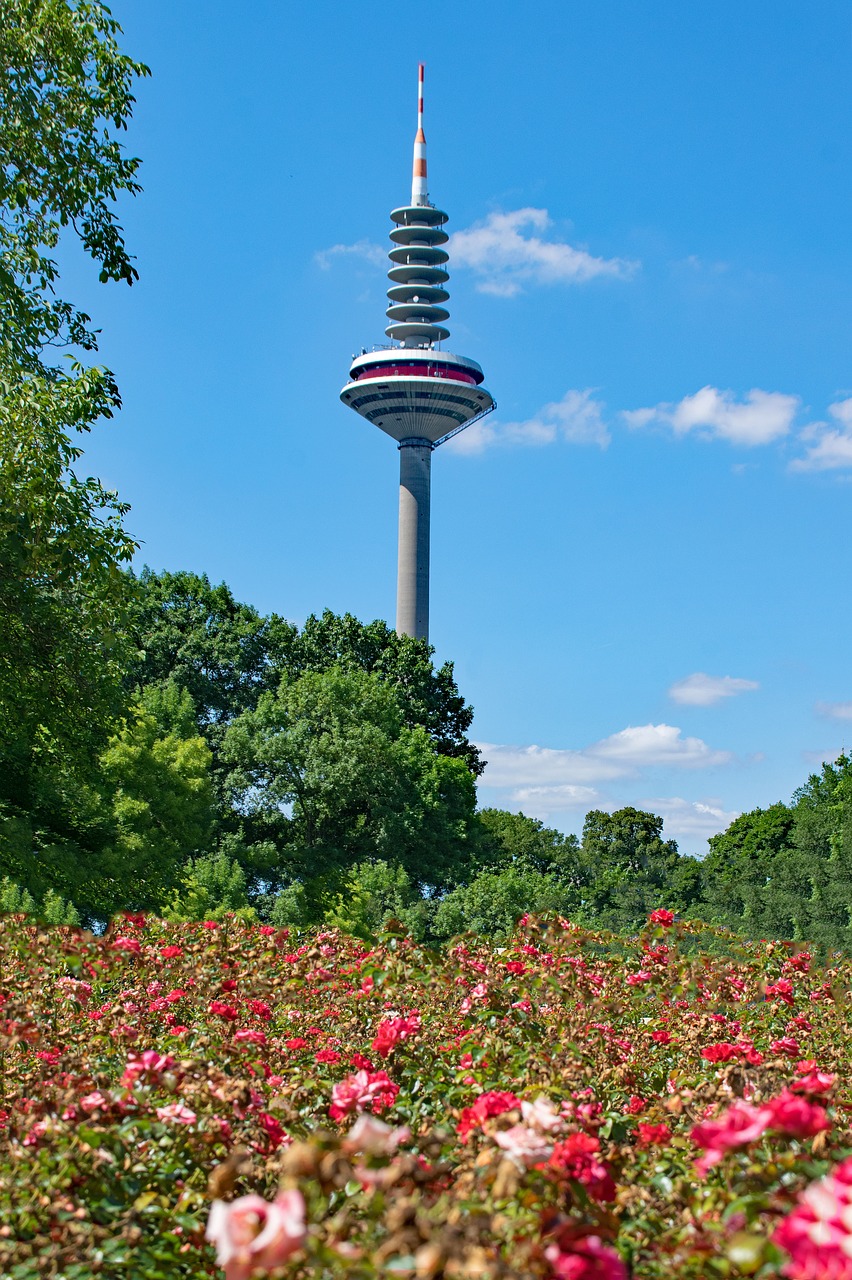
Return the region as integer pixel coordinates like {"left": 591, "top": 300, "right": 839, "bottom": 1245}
{"left": 1, "top": 910, "right": 851, "bottom": 1279}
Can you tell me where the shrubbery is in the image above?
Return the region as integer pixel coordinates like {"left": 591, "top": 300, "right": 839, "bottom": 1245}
{"left": 2, "top": 909, "right": 851, "bottom": 1278}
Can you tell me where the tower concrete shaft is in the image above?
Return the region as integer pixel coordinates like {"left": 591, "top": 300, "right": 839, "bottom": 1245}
{"left": 396, "top": 439, "right": 432, "bottom": 640}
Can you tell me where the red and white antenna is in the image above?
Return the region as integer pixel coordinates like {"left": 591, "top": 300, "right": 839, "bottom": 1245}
{"left": 411, "top": 62, "right": 428, "bottom": 206}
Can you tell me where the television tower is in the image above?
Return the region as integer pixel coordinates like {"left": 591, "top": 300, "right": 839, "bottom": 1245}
{"left": 340, "top": 64, "right": 495, "bottom": 641}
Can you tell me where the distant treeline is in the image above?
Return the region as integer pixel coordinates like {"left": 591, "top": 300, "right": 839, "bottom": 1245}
{"left": 2, "top": 565, "right": 851, "bottom": 948}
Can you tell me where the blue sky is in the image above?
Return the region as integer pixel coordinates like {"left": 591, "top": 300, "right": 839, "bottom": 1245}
{"left": 73, "top": 0, "right": 851, "bottom": 854}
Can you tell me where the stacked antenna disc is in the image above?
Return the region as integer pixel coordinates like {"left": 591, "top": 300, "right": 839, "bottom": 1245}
{"left": 386, "top": 204, "right": 450, "bottom": 347}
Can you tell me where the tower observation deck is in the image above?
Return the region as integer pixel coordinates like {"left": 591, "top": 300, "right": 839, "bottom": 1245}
{"left": 340, "top": 64, "right": 495, "bottom": 641}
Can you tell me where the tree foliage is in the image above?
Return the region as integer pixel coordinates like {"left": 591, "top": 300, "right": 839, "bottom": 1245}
{"left": 221, "top": 666, "right": 477, "bottom": 910}
{"left": 131, "top": 568, "right": 295, "bottom": 734}
{"left": 0, "top": 0, "right": 147, "bottom": 807}
{"left": 0, "top": 364, "right": 137, "bottom": 805}
{"left": 699, "top": 756, "right": 852, "bottom": 951}
{"left": 0, "top": 0, "right": 148, "bottom": 368}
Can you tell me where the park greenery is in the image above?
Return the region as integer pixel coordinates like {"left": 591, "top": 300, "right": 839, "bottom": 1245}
{"left": 5, "top": 5, "right": 852, "bottom": 1280}
{"left": 2, "top": 0, "right": 852, "bottom": 953}
{"left": 4, "top": 550, "right": 852, "bottom": 951}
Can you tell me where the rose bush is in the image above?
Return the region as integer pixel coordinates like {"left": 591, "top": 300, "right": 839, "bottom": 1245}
{"left": 2, "top": 910, "right": 852, "bottom": 1278}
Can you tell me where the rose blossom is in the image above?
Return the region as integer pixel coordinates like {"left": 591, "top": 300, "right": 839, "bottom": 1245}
{"left": 79, "top": 1090, "right": 110, "bottom": 1114}
{"left": 763, "top": 1090, "right": 830, "bottom": 1139}
{"left": 690, "top": 1101, "right": 771, "bottom": 1174}
{"left": 458, "top": 1090, "right": 520, "bottom": 1141}
{"left": 648, "top": 908, "right": 674, "bottom": 927}
{"left": 770, "top": 1037, "right": 801, "bottom": 1058}
{"left": 794, "top": 1069, "right": 836, "bottom": 1095}
{"left": 206, "top": 1190, "right": 306, "bottom": 1280}
{"left": 545, "top": 1237, "right": 627, "bottom": 1280}
{"left": 56, "top": 976, "right": 92, "bottom": 1005}
{"left": 521, "top": 1096, "right": 564, "bottom": 1135}
{"left": 156, "top": 1102, "right": 196, "bottom": 1125}
{"left": 341, "top": 1113, "right": 411, "bottom": 1156}
{"left": 234, "top": 1029, "right": 267, "bottom": 1046}
{"left": 371, "top": 1011, "right": 421, "bottom": 1058}
{"left": 495, "top": 1123, "right": 555, "bottom": 1168}
{"left": 121, "top": 1050, "right": 176, "bottom": 1088}
{"left": 209, "top": 1000, "right": 240, "bottom": 1021}
{"left": 773, "top": 1157, "right": 852, "bottom": 1280}
{"left": 548, "top": 1132, "right": 616, "bottom": 1202}
{"left": 329, "top": 1070, "right": 399, "bottom": 1121}
{"left": 636, "top": 1122, "right": 672, "bottom": 1147}
{"left": 765, "top": 978, "right": 795, "bottom": 1005}
{"left": 110, "top": 937, "right": 141, "bottom": 955}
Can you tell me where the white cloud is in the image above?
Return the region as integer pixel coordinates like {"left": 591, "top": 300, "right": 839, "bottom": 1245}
{"left": 669, "top": 672, "right": 759, "bottom": 707}
{"left": 642, "top": 796, "right": 740, "bottom": 848}
{"left": 314, "top": 239, "right": 385, "bottom": 270}
{"left": 478, "top": 724, "right": 730, "bottom": 793}
{"left": 447, "top": 209, "right": 638, "bottom": 296}
{"left": 447, "top": 389, "right": 609, "bottom": 455}
{"left": 479, "top": 743, "right": 625, "bottom": 789}
{"left": 816, "top": 701, "right": 852, "bottom": 721}
{"left": 510, "top": 784, "right": 602, "bottom": 812}
{"left": 624, "top": 386, "right": 799, "bottom": 446}
{"left": 317, "top": 209, "right": 637, "bottom": 296}
{"left": 790, "top": 399, "right": 852, "bottom": 472}
{"left": 589, "top": 724, "right": 731, "bottom": 768}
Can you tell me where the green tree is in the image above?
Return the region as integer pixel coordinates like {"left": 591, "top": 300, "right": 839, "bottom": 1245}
{"left": 0, "top": 875, "right": 78, "bottom": 923}
{"left": 165, "top": 851, "right": 254, "bottom": 923}
{"left": 321, "top": 860, "right": 428, "bottom": 942}
{"left": 700, "top": 803, "right": 797, "bottom": 935}
{"left": 0, "top": 368, "right": 137, "bottom": 807}
{"left": 475, "top": 808, "right": 582, "bottom": 879}
{"left": 0, "top": 0, "right": 147, "bottom": 369}
{"left": 578, "top": 807, "right": 697, "bottom": 931}
{"left": 95, "top": 688, "right": 213, "bottom": 915}
{"left": 221, "top": 667, "right": 477, "bottom": 913}
{"left": 291, "top": 611, "right": 483, "bottom": 776}
{"left": 132, "top": 582, "right": 481, "bottom": 780}
{"left": 0, "top": 684, "right": 213, "bottom": 923}
{"left": 791, "top": 754, "right": 852, "bottom": 948}
{"left": 131, "top": 569, "right": 296, "bottom": 734}
{"left": 0, "top": 0, "right": 147, "bottom": 807}
{"left": 433, "top": 865, "right": 575, "bottom": 941}
{"left": 0, "top": 876, "right": 36, "bottom": 915}
{"left": 697, "top": 760, "right": 852, "bottom": 950}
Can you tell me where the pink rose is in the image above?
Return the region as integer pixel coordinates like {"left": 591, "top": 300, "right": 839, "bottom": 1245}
{"left": 773, "top": 1157, "right": 852, "bottom": 1280}
{"left": 763, "top": 1089, "right": 830, "bottom": 1139}
{"left": 691, "top": 1101, "right": 771, "bottom": 1174}
{"left": 495, "top": 1122, "right": 554, "bottom": 1168}
{"left": 648, "top": 908, "right": 675, "bottom": 927}
{"left": 341, "top": 1113, "right": 411, "bottom": 1156}
{"left": 56, "top": 976, "right": 92, "bottom": 1005}
{"left": 156, "top": 1103, "right": 196, "bottom": 1125}
{"left": 521, "top": 1096, "right": 564, "bottom": 1135}
{"left": 371, "top": 1011, "right": 421, "bottom": 1058}
{"left": 110, "top": 937, "right": 141, "bottom": 955}
{"left": 206, "top": 1190, "right": 306, "bottom": 1280}
{"left": 329, "top": 1069, "right": 399, "bottom": 1122}
{"left": 122, "top": 1050, "right": 176, "bottom": 1088}
{"left": 234, "top": 1029, "right": 268, "bottom": 1046}
{"left": 545, "top": 1236, "right": 627, "bottom": 1280}
{"left": 79, "top": 1090, "right": 110, "bottom": 1114}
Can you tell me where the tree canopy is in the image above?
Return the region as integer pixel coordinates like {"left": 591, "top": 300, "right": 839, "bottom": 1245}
{"left": 0, "top": 0, "right": 147, "bottom": 809}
